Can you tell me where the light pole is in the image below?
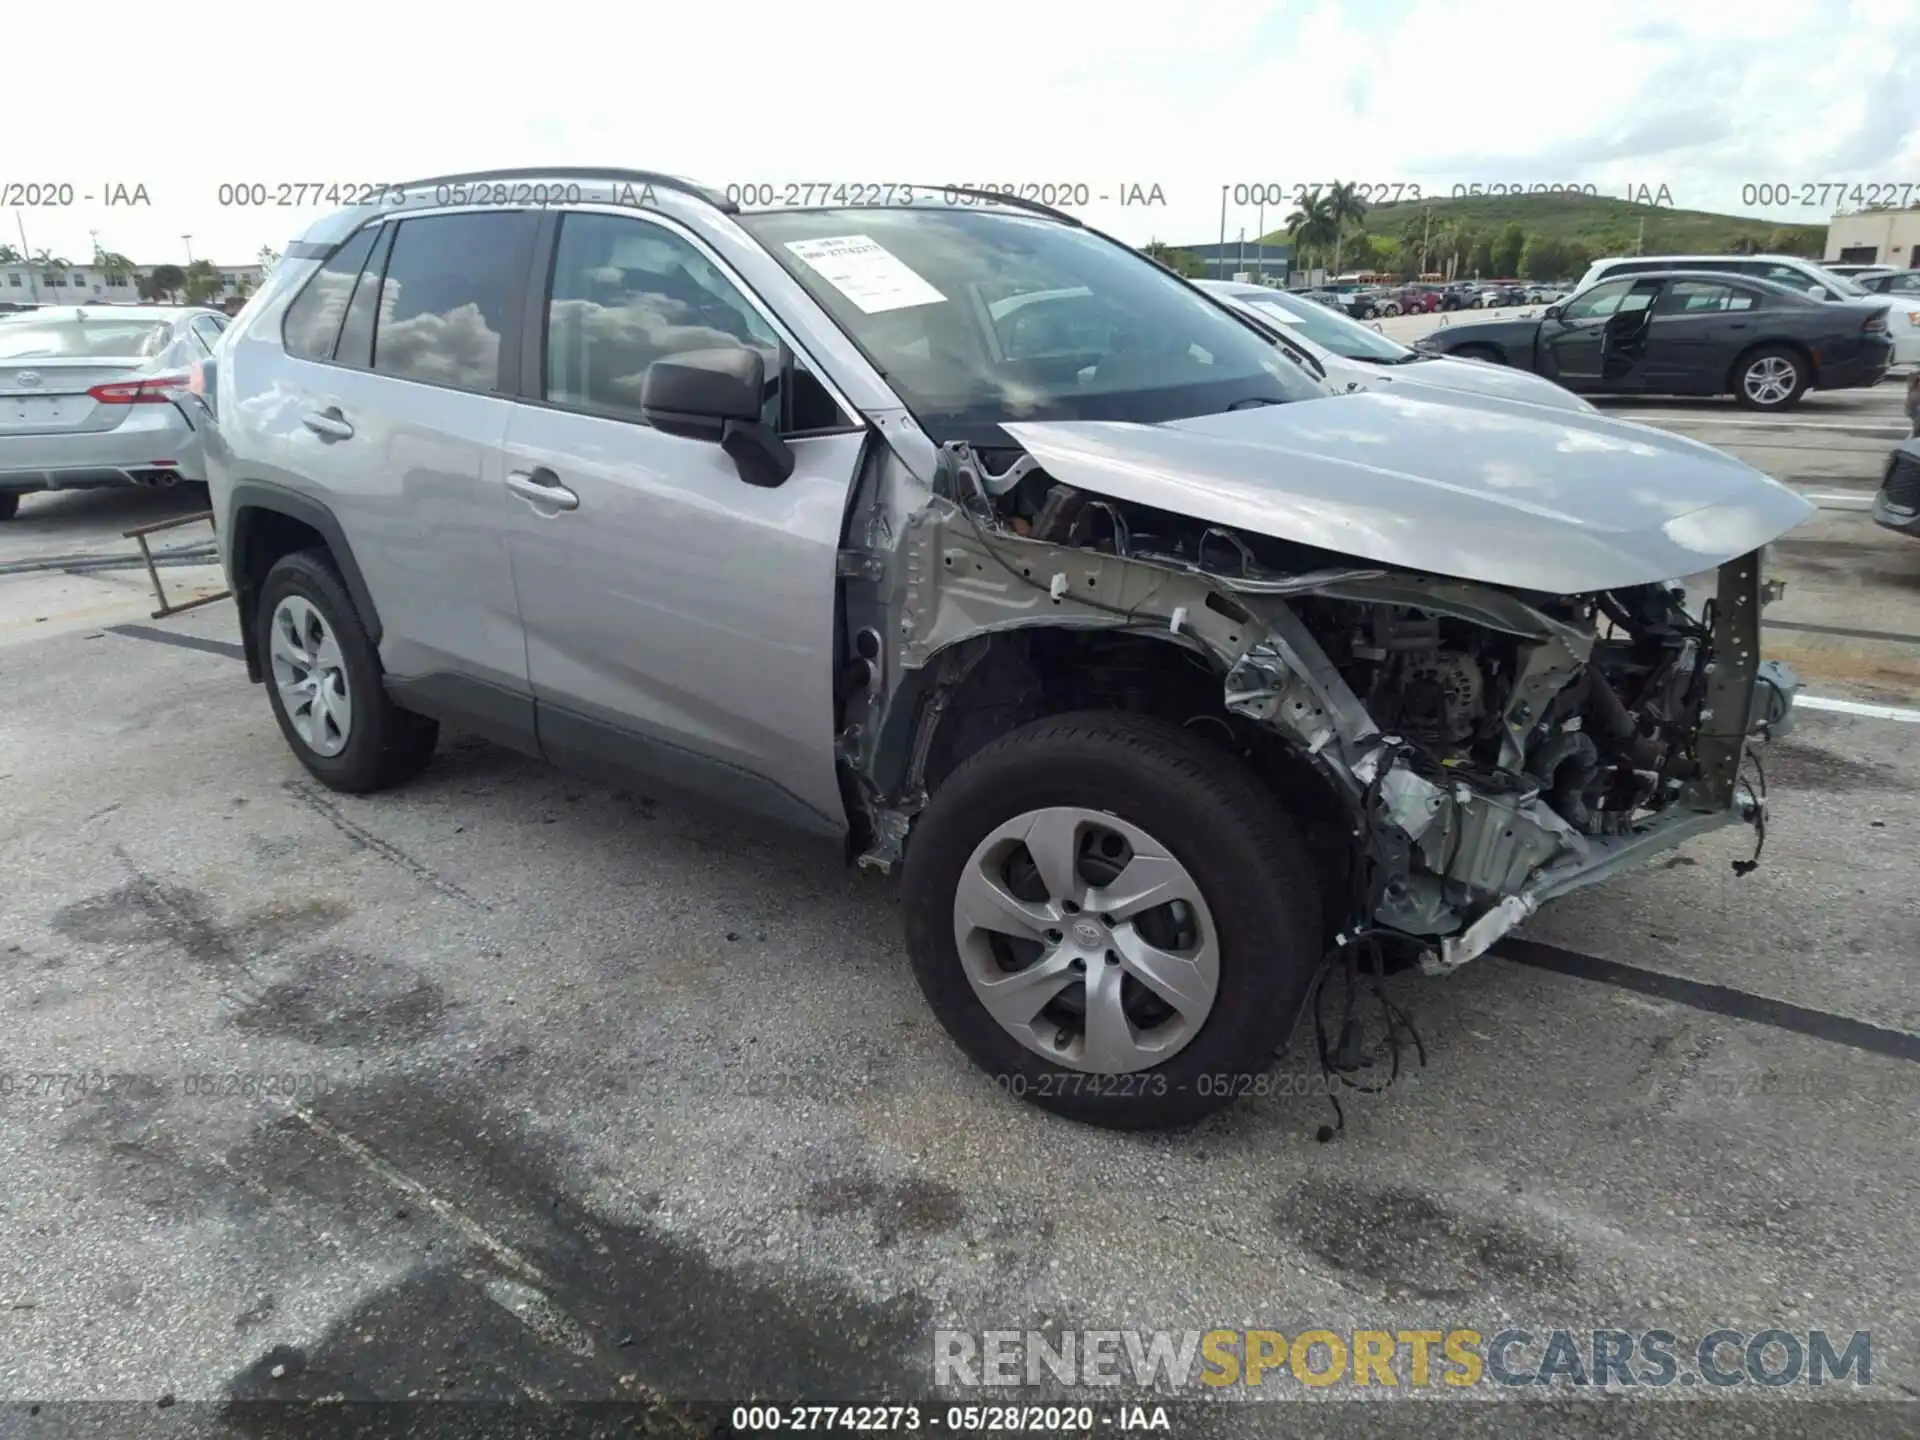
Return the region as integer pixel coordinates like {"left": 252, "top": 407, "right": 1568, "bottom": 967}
{"left": 182, "top": 234, "right": 195, "bottom": 263}
{"left": 16, "top": 213, "right": 41, "bottom": 304}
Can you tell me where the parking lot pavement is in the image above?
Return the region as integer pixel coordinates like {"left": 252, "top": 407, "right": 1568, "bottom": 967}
{"left": 2, "top": 411, "right": 1918, "bottom": 1435}
{"left": 0, "top": 485, "right": 226, "bottom": 647}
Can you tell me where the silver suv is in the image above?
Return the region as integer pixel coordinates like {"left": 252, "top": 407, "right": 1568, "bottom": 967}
{"left": 201, "top": 169, "right": 1808, "bottom": 1130}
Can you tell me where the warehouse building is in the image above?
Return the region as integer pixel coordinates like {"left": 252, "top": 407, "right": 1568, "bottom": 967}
{"left": 1826, "top": 208, "right": 1920, "bottom": 269}
{"left": 1172, "top": 241, "right": 1292, "bottom": 283}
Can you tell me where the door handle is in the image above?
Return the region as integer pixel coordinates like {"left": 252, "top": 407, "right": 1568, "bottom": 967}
{"left": 506, "top": 467, "right": 579, "bottom": 511}
{"left": 301, "top": 408, "right": 353, "bottom": 441}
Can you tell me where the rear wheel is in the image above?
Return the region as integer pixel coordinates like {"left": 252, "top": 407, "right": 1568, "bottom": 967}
{"left": 0, "top": 493, "right": 18, "bottom": 521}
{"left": 257, "top": 549, "right": 438, "bottom": 793}
{"left": 901, "top": 712, "right": 1323, "bottom": 1129}
{"left": 1733, "top": 346, "right": 1808, "bottom": 410}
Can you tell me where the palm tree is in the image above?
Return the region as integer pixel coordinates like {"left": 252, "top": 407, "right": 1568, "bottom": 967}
{"left": 0, "top": 243, "right": 19, "bottom": 264}
{"left": 1324, "top": 181, "right": 1369, "bottom": 275}
{"left": 92, "top": 248, "right": 137, "bottom": 294}
{"left": 1285, "top": 187, "right": 1339, "bottom": 276}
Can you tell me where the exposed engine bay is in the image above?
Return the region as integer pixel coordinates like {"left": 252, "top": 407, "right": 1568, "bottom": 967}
{"left": 839, "top": 438, "right": 1798, "bottom": 976}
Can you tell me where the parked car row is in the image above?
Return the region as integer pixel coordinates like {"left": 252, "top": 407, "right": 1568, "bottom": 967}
{"left": 1287, "top": 279, "right": 1574, "bottom": 321}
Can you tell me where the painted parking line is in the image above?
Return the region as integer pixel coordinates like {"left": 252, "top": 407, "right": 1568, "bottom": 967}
{"left": 1797, "top": 491, "right": 1875, "bottom": 509}
{"left": 1795, "top": 694, "right": 1920, "bottom": 723}
{"left": 1606, "top": 414, "right": 1910, "bottom": 435}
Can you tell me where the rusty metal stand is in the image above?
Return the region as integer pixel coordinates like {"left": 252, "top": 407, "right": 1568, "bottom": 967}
{"left": 124, "top": 509, "right": 230, "bottom": 620}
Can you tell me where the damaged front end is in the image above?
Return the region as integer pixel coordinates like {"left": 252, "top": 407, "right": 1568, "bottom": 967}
{"left": 840, "top": 429, "right": 1802, "bottom": 975}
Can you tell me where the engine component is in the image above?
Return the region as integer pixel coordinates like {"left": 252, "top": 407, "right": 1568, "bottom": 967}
{"left": 1529, "top": 729, "right": 1601, "bottom": 831}
{"left": 1415, "top": 768, "right": 1578, "bottom": 897}
{"left": 1752, "top": 658, "right": 1799, "bottom": 739}
{"left": 1397, "top": 650, "right": 1485, "bottom": 745}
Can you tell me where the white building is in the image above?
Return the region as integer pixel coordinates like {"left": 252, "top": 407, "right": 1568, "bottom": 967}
{"left": 0, "top": 261, "right": 266, "bottom": 307}
{"left": 1826, "top": 208, "right": 1920, "bottom": 269}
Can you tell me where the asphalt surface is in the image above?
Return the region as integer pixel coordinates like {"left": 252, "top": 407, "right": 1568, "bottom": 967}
{"left": 2, "top": 379, "right": 1918, "bottom": 1439}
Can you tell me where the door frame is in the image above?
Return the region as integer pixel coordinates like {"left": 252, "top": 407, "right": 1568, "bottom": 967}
{"left": 497, "top": 203, "right": 875, "bottom": 837}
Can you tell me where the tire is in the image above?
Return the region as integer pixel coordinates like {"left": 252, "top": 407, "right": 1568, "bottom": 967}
{"left": 257, "top": 548, "right": 438, "bottom": 793}
{"left": 0, "top": 493, "right": 18, "bottom": 521}
{"left": 1732, "top": 345, "right": 1809, "bottom": 410}
{"left": 1453, "top": 343, "right": 1504, "bottom": 365}
{"left": 901, "top": 712, "right": 1324, "bottom": 1130}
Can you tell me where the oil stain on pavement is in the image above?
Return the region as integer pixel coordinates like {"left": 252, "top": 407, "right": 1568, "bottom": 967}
{"left": 210, "top": 1077, "right": 933, "bottom": 1415}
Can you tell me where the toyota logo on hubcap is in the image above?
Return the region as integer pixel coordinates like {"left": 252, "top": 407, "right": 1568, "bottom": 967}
{"left": 1072, "top": 919, "right": 1104, "bottom": 947}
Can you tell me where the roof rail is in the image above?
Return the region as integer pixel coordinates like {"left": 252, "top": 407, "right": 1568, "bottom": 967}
{"left": 392, "top": 167, "right": 737, "bottom": 215}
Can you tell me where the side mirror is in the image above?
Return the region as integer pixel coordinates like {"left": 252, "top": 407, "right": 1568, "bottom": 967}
{"left": 1542, "top": 302, "right": 1566, "bottom": 321}
{"left": 641, "top": 347, "right": 794, "bottom": 488}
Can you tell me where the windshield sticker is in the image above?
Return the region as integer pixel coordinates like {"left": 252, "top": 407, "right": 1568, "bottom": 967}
{"left": 784, "top": 236, "right": 947, "bottom": 314}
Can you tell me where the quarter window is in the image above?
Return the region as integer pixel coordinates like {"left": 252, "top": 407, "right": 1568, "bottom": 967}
{"left": 370, "top": 212, "right": 535, "bottom": 393}
{"left": 282, "top": 225, "right": 381, "bottom": 361}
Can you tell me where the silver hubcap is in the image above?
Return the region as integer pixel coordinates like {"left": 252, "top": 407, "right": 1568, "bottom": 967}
{"left": 1743, "top": 355, "right": 1798, "bottom": 405}
{"left": 952, "top": 807, "right": 1221, "bottom": 1073}
{"left": 268, "top": 595, "right": 352, "bottom": 757}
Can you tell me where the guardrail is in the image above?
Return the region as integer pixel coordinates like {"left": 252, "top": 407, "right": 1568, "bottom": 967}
{"left": 124, "top": 510, "right": 230, "bottom": 620}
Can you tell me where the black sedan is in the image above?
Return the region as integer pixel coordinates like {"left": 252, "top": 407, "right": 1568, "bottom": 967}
{"left": 1418, "top": 269, "right": 1895, "bottom": 410}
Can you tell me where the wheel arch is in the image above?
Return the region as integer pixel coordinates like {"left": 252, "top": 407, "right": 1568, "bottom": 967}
{"left": 227, "top": 482, "right": 380, "bottom": 683}
{"left": 1450, "top": 340, "right": 1507, "bottom": 365}
{"left": 874, "top": 625, "right": 1355, "bottom": 915}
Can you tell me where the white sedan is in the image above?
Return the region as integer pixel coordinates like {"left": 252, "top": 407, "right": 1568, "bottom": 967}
{"left": 1196, "top": 280, "right": 1599, "bottom": 414}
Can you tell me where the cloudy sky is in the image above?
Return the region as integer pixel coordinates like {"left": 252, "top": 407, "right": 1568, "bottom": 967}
{"left": 6, "top": 0, "right": 1918, "bottom": 267}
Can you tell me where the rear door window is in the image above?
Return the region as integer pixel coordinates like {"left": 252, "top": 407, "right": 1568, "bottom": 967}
{"left": 370, "top": 212, "right": 536, "bottom": 393}
{"left": 1654, "top": 280, "right": 1757, "bottom": 315}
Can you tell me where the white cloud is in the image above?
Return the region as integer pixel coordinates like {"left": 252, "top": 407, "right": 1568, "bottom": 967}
{"left": 4, "top": 0, "right": 1915, "bottom": 265}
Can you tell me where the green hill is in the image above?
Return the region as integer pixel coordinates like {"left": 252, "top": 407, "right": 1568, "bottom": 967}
{"left": 1258, "top": 192, "right": 1829, "bottom": 281}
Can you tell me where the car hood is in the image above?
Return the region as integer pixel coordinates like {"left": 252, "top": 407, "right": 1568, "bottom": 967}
{"left": 1354, "top": 353, "right": 1596, "bottom": 414}
{"left": 1430, "top": 316, "right": 1540, "bottom": 344}
{"left": 1001, "top": 389, "right": 1814, "bottom": 595}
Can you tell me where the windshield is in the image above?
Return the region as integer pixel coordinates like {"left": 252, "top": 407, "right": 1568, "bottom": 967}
{"left": 740, "top": 208, "right": 1324, "bottom": 443}
{"left": 1230, "top": 290, "right": 1412, "bottom": 362}
{"left": 0, "top": 317, "right": 173, "bottom": 361}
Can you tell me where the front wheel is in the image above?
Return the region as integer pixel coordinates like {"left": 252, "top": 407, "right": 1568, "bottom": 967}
{"left": 901, "top": 713, "right": 1324, "bottom": 1129}
{"left": 1733, "top": 346, "right": 1809, "bottom": 410}
{"left": 1453, "top": 343, "right": 1504, "bottom": 365}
